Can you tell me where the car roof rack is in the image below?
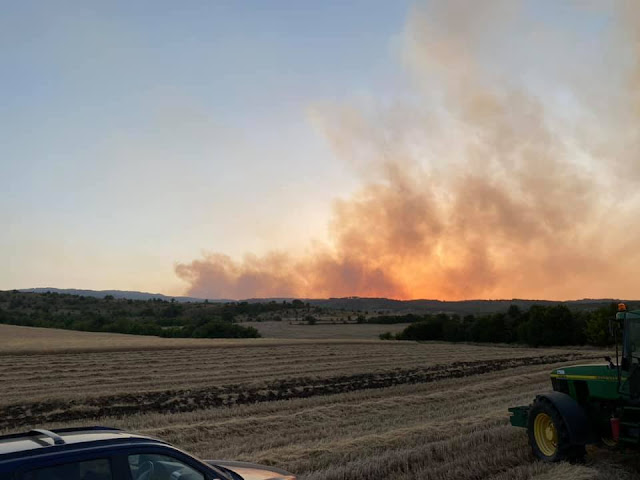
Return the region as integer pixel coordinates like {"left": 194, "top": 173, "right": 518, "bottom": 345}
{"left": 52, "top": 426, "right": 121, "bottom": 434}
{"left": 0, "top": 427, "right": 125, "bottom": 445}
{"left": 28, "top": 429, "right": 65, "bottom": 445}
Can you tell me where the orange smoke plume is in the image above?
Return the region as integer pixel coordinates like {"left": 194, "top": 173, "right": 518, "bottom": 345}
{"left": 176, "top": 1, "right": 640, "bottom": 300}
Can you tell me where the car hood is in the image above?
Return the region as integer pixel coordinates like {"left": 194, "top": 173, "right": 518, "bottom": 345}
{"left": 207, "top": 460, "right": 295, "bottom": 480}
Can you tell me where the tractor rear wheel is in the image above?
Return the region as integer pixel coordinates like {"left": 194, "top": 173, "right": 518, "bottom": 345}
{"left": 527, "top": 397, "right": 585, "bottom": 462}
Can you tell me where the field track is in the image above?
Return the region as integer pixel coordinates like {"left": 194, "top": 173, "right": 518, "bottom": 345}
{"left": 2, "top": 326, "right": 639, "bottom": 479}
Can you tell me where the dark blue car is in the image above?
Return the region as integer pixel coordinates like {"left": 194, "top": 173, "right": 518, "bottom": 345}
{"left": 0, "top": 427, "right": 295, "bottom": 480}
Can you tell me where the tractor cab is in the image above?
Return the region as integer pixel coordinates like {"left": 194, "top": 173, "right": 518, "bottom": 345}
{"left": 621, "top": 307, "right": 640, "bottom": 371}
{"left": 618, "top": 306, "right": 640, "bottom": 399}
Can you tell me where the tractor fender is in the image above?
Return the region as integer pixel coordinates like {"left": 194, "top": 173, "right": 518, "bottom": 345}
{"left": 537, "top": 392, "right": 591, "bottom": 445}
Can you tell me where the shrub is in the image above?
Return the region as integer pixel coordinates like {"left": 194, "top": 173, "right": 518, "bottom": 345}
{"left": 189, "top": 320, "right": 260, "bottom": 339}
{"left": 396, "top": 319, "right": 444, "bottom": 341}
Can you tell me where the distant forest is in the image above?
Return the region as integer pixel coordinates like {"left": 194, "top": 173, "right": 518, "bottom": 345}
{"left": 0, "top": 291, "right": 311, "bottom": 339}
{"left": 0, "top": 290, "right": 628, "bottom": 346}
{"left": 379, "top": 303, "right": 622, "bottom": 347}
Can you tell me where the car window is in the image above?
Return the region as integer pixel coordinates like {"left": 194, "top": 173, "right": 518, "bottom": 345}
{"left": 22, "top": 458, "right": 112, "bottom": 480}
{"left": 128, "top": 454, "right": 205, "bottom": 480}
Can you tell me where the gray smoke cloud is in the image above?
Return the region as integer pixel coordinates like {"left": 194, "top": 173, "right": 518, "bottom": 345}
{"left": 176, "top": 1, "right": 640, "bottom": 300}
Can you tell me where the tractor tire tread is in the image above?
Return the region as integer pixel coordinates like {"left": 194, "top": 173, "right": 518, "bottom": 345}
{"left": 528, "top": 395, "right": 584, "bottom": 462}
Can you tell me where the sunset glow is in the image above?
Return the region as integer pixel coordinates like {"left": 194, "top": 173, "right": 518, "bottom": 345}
{"left": 4, "top": 1, "right": 640, "bottom": 300}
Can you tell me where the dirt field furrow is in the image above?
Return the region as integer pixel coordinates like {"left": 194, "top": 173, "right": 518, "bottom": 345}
{"left": 0, "top": 353, "right": 595, "bottom": 430}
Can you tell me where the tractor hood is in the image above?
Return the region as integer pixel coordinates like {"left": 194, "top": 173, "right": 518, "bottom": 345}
{"left": 550, "top": 363, "right": 624, "bottom": 400}
{"left": 551, "top": 364, "right": 618, "bottom": 381}
{"left": 207, "top": 460, "right": 295, "bottom": 480}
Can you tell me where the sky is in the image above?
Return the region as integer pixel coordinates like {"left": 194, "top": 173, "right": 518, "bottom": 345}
{"left": 3, "top": 1, "right": 640, "bottom": 300}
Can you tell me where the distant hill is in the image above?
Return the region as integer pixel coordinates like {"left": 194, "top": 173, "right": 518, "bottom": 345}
{"left": 19, "top": 288, "right": 228, "bottom": 303}
{"left": 306, "top": 297, "right": 631, "bottom": 315}
{"left": 15, "top": 288, "right": 633, "bottom": 314}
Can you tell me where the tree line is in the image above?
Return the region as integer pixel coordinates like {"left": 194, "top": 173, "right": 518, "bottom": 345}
{"left": 380, "top": 303, "right": 621, "bottom": 347}
{"left": 0, "top": 290, "right": 627, "bottom": 346}
{"left": 0, "top": 291, "right": 308, "bottom": 339}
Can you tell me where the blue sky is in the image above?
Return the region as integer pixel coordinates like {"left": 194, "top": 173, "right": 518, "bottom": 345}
{"left": 1, "top": 1, "right": 412, "bottom": 292}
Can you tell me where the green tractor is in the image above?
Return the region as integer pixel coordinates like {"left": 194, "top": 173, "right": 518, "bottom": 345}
{"left": 509, "top": 304, "right": 640, "bottom": 461}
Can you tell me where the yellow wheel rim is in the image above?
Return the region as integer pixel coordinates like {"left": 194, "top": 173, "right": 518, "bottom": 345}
{"left": 534, "top": 413, "right": 558, "bottom": 457}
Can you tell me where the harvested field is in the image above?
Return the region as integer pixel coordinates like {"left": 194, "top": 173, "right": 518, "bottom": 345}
{"left": 2, "top": 327, "right": 638, "bottom": 479}
{"left": 245, "top": 320, "right": 410, "bottom": 339}
{"left": 0, "top": 323, "right": 379, "bottom": 355}
{"left": 0, "top": 336, "right": 588, "bottom": 407}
